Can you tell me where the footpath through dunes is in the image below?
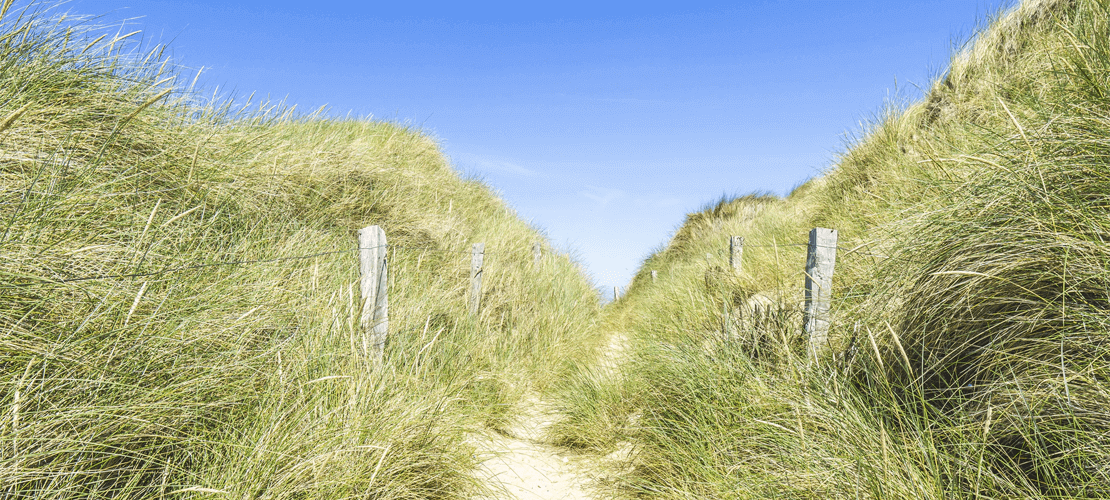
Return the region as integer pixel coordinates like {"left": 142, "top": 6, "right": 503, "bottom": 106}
{"left": 549, "top": 0, "right": 1110, "bottom": 498}
{"left": 0, "top": 5, "right": 605, "bottom": 497}
{"left": 471, "top": 333, "right": 632, "bottom": 500}
{"left": 470, "top": 396, "right": 593, "bottom": 500}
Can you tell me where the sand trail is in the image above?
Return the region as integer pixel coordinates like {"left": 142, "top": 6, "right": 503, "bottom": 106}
{"left": 471, "top": 334, "right": 629, "bottom": 500}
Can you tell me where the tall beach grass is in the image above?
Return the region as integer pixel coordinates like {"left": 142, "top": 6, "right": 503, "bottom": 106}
{"left": 554, "top": 0, "right": 1110, "bottom": 497}
{"left": 0, "top": 2, "right": 603, "bottom": 497}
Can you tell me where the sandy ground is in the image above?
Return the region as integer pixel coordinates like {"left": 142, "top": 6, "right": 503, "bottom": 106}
{"left": 470, "top": 334, "right": 629, "bottom": 500}
{"left": 470, "top": 396, "right": 595, "bottom": 499}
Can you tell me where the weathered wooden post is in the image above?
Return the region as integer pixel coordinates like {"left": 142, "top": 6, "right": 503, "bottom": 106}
{"left": 469, "top": 243, "right": 484, "bottom": 316}
{"left": 613, "top": 286, "right": 619, "bottom": 302}
{"left": 358, "top": 225, "right": 389, "bottom": 363}
{"left": 651, "top": 270, "right": 658, "bottom": 283}
{"left": 730, "top": 236, "right": 744, "bottom": 272}
{"left": 533, "top": 241, "right": 542, "bottom": 265}
{"left": 803, "top": 227, "right": 838, "bottom": 357}
{"left": 715, "top": 236, "right": 743, "bottom": 342}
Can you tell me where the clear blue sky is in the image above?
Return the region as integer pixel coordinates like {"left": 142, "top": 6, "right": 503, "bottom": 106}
{"left": 57, "top": 0, "right": 1013, "bottom": 293}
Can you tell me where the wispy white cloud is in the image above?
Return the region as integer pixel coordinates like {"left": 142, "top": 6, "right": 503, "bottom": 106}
{"left": 653, "top": 197, "right": 682, "bottom": 208}
{"left": 455, "top": 153, "right": 538, "bottom": 177}
{"left": 484, "top": 159, "right": 538, "bottom": 177}
{"left": 578, "top": 185, "right": 625, "bottom": 206}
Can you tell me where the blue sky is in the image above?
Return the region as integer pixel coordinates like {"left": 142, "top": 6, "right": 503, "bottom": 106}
{"left": 60, "top": 0, "right": 1013, "bottom": 293}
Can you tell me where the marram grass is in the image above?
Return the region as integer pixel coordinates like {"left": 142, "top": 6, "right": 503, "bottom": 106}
{"left": 554, "top": 0, "right": 1110, "bottom": 498}
{"left": 0, "top": 2, "right": 602, "bottom": 498}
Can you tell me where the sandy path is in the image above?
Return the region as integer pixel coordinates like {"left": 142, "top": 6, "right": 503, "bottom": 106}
{"left": 471, "top": 334, "right": 629, "bottom": 500}
{"left": 470, "top": 395, "right": 594, "bottom": 499}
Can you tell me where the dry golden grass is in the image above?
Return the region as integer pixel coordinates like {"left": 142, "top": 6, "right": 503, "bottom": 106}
{"left": 554, "top": 1, "right": 1110, "bottom": 497}
{"left": 0, "top": 3, "right": 603, "bottom": 497}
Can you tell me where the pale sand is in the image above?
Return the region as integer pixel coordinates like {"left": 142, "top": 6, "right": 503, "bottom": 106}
{"left": 470, "top": 396, "right": 594, "bottom": 499}
{"left": 470, "top": 334, "right": 630, "bottom": 500}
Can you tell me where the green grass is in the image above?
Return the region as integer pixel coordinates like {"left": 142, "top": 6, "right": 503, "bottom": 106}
{"left": 553, "top": 0, "right": 1110, "bottom": 497}
{"left": 0, "top": 3, "right": 603, "bottom": 497}
{"left": 12, "top": 0, "right": 1110, "bottom": 497}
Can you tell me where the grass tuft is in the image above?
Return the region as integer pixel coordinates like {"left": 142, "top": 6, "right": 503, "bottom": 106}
{"left": 554, "top": 0, "right": 1110, "bottom": 498}
{"left": 0, "top": 2, "right": 604, "bottom": 497}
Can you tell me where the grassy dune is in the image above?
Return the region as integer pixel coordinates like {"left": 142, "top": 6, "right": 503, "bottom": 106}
{"left": 555, "top": 0, "right": 1110, "bottom": 497}
{"left": 0, "top": 4, "right": 602, "bottom": 498}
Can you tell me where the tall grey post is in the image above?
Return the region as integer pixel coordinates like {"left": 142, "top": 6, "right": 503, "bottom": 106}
{"left": 358, "top": 225, "right": 389, "bottom": 363}
{"left": 651, "top": 270, "right": 658, "bottom": 283}
{"left": 803, "top": 227, "right": 837, "bottom": 357}
{"left": 730, "top": 236, "right": 744, "bottom": 272}
{"left": 469, "top": 243, "right": 485, "bottom": 316}
{"left": 533, "top": 241, "right": 542, "bottom": 265}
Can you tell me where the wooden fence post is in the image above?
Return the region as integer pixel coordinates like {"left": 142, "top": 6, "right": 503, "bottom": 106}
{"left": 730, "top": 236, "right": 744, "bottom": 272}
{"left": 533, "top": 241, "right": 542, "bottom": 265}
{"left": 358, "top": 225, "right": 389, "bottom": 363}
{"left": 469, "top": 243, "right": 484, "bottom": 316}
{"left": 613, "top": 286, "right": 619, "bottom": 302}
{"left": 803, "top": 227, "right": 838, "bottom": 358}
{"left": 651, "top": 270, "right": 658, "bottom": 283}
